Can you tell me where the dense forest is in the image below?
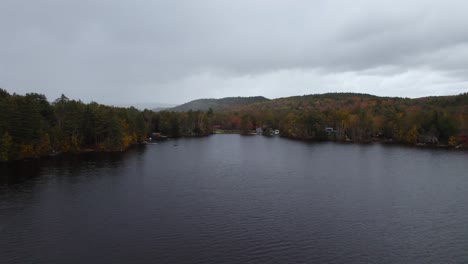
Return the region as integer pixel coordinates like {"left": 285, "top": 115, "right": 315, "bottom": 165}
{"left": 0, "top": 89, "right": 213, "bottom": 161}
{"left": 213, "top": 93, "right": 467, "bottom": 145}
{"left": 0, "top": 89, "right": 467, "bottom": 161}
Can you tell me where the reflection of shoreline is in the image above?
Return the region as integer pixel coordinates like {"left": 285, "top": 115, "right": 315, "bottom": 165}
{"left": 4, "top": 133, "right": 467, "bottom": 164}
{"left": 278, "top": 135, "right": 468, "bottom": 151}
{"left": 3, "top": 143, "right": 145, "bottom": 163}
{"left": 0, "top": 146, "right": 138, "bottom": 184}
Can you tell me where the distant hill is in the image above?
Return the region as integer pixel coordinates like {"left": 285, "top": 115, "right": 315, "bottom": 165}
{"left": 151, "top": 107, "right": 171, "bottom": 112}
{"left": 115, "top": 102, "right": 176, "bottom": 111}
{"left": 221, "top": 92, "right": 468, "bottom": 113}
{"left": 170, "top": 96, "right": 270, "bottom": 112}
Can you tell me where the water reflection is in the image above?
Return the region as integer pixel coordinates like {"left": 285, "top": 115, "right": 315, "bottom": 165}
{"left": 1, "top": 137, "right": 467, "bottom": 264}
{"left": 0, "top": 146, "right": 146, "bottom": 185}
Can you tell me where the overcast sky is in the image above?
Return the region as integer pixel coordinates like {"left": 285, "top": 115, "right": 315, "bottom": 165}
{"left": 1, "top": 0, "right": 468, "bottom": 105}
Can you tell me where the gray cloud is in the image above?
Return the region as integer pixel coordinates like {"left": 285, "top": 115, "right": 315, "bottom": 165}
{"left": 1, "top": 0, "right": 467, "bottom": 105}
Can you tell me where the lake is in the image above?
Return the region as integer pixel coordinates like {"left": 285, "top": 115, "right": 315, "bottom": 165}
{"left": 1, "top": 135, "right": 467, "bottom": 263}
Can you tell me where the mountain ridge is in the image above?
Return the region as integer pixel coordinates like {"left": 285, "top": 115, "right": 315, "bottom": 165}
{"left": 168, "top": 96, "right": 270, "bottom": 112}
{"left": 165, "top": 92, "right": 467, "bottom": 113}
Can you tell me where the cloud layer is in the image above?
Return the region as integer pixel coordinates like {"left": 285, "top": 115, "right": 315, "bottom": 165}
{"left": 1, "top": 0, "right": 467, "bottom": 104}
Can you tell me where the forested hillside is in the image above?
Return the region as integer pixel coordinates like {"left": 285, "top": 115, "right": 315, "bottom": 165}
{"left": 212, "top": 93, "right": 467, "bottom": 145}
{"left": 0, "top": 90, "right": 466, "bottom": 161}
{"left": 0, "top": 89, "right": 213, "bottom": 161}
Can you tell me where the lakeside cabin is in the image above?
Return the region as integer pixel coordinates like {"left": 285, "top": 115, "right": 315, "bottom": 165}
{"left": 325, "top": 127, "right": 337, "bottom": 135}
{"left": 259, "top": 128, "right": 280, "bottom": 136}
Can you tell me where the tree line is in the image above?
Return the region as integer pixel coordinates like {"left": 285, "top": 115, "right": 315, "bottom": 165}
{"left": 1, "top": 90, "right": 466, "bottom": 161}
{"left": 0, "top": 90, "right": 213, "bottom": 161}
{"left": 211, "top": 93, "right": 467, "bottom": 146}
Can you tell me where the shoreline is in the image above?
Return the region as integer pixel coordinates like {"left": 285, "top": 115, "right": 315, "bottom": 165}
{"left": 2, "top": 134, "right": 466, "bottom": 163}
{"left": 279, "top": 135, "right": 467, "bottom": 150}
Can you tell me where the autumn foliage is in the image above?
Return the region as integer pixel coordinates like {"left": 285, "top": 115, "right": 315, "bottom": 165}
{"left": 211, "top": 93, "right": 467, "bottom": 145}
{"left": 0, "top": 90, "right": 466, "bottom": 161}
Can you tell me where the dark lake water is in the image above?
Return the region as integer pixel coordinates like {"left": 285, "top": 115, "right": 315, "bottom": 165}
{"left": 1, "top": 135, "right": 467, "bottom": 264}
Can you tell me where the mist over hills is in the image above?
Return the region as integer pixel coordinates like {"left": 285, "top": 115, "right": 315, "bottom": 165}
{"left": 166, "top": 96, "right": 270, "bottom": 112}
{"left": 116, "top": 102, "right": 176, "bottom": 111}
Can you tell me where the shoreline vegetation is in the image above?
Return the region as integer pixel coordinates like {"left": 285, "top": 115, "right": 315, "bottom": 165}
{"left": 213, "top": 129, "right": 467, "bottom": 149}
{"left": 0, "top": 89, "right": 467, "bottom": 161}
